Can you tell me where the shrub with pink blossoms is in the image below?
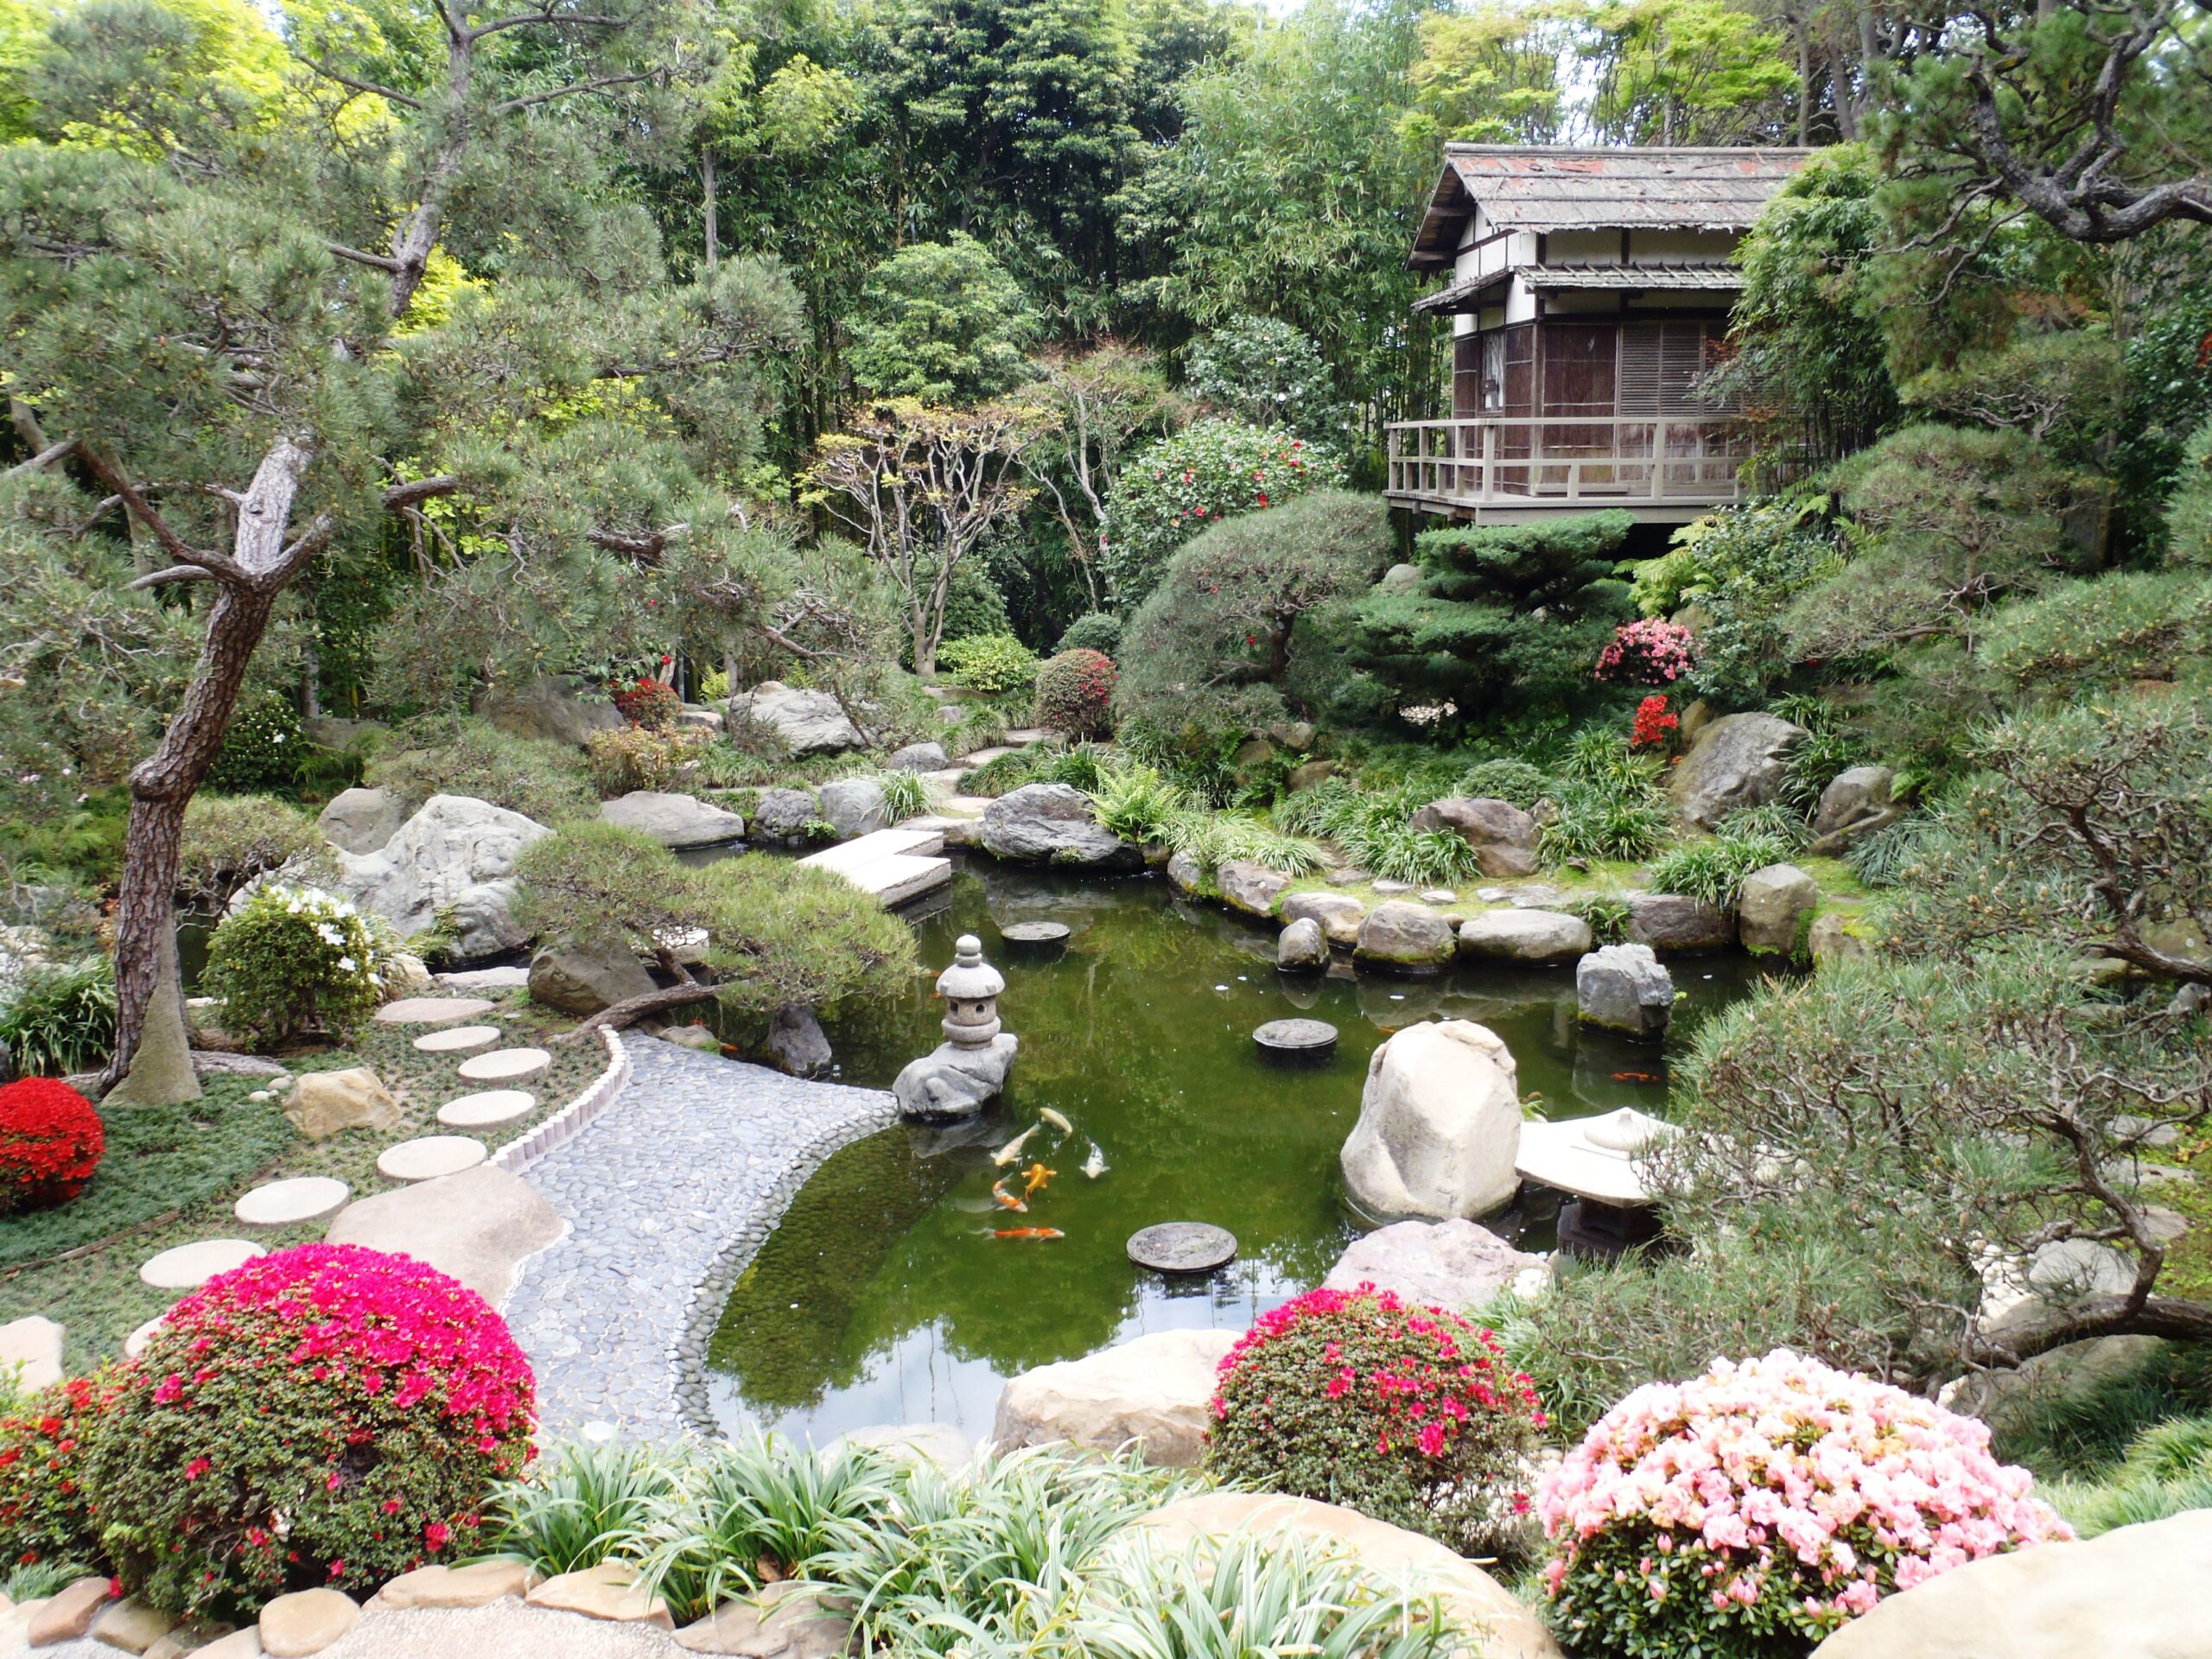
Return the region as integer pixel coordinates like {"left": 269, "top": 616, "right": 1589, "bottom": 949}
{"left": 1538, "top": 1350, "right": 2069, "bottom": 1659}
{"left": 1597, "top": 619, "right": 1697, "bottom": 686}
{"left": 1205, "top": 1283, "right": 1547, "bottom": 1555}
{"left": 84, "top": 1243, "right": 536, "bottom": 1618}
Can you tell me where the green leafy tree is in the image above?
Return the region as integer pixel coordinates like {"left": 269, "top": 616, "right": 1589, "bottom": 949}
{"left": 1024, "top": 339, "right": 1187, "bottom": 612}
{"left": 1180, "top": 315, "right": 1345, "bottom": 438}
{"left": 1403, "top": 3, "right": 1564, "bottom": 145}
{"left": 1578, "top": 0, "right": 1799, "bottom": 146}
{"left": 846, "top": 234, "right": 1039, "bottom": 403}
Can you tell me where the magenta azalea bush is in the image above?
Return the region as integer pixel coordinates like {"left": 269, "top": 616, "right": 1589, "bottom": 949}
{"left": 86, "top": 1243, "right": 536, "bottom": 1617}
{"left": 1538, "top": 1351, "right": 2070, "bottom": 1658}
{"left": 1597, "top": 618, "right": 1697, "bottom": 685}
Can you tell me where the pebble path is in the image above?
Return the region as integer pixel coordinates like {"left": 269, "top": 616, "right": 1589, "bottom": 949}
{"left": 504, "top": 1037, "right": 897, "bottom": 1441}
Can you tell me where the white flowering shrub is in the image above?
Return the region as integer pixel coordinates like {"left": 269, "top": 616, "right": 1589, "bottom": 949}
{"left": 203, "top": 886, "right": 394, "bottom": 1048}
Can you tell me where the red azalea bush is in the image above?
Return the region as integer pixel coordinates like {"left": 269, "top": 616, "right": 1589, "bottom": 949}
{"left": 1598, "top": 619, "right": 1697, "bottom": 686}
{"left": 609, "top": 673, "right": 681, "bottom": 730}
{"left": 1033, "top": 648, "right": 1118, "bottom": 738}
{"left": 0, "top": 1370, "right": 124, "bottom": 1567}
{"left": 84, "top": 1243, "right": 536, "bottom": 1617}
{"left": 1205, "top": 1283, "right": 1548, "bottom": 1554}
{"left": 1630, "top": 693, "right": 1681, "bottom": 753}
{"left": 0, "top": 1077, "right": 106, "bottom": 1214}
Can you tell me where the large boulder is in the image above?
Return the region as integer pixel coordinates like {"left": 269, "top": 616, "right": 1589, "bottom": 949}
{"left": 1625, "top": 890, "right": 1737, "bottom": 953}
{"left": 1810, "top": 764, "right": 1902, "bottom": 849}
{"left": 982, "top": 784, "right": 1140, "bottom": 869}
{"left": 1322, "top": 1218, "right": 1545, "bottom": 1311}
{"left": 1354, "top": 901, "right": 1458, "bottom": 973}
{"left": 990, "top": 1327, "right": 1237, "bottom": 1466}
{"left": 327, "top": 1164, "right": 564, "bottom": 1308}
{"left": 750, "top": 786, "right": 820, "bottom": 840}
{"left": 1166, "top": 849, "right": 1205, "bottom": 896}
{"left": 1411, "top": 798, "right": 1541, "bottom": 878}
{"left": 1808, "top": 1512, "right": 2212, "bottom": 1659}
{"left": 598, "top": 791, "right": 746, "bottom": 849}
{"left": 529, "top": 941, "right": 656, "bottom": 1016}
{"left": 1738, "top": 863, "right": 1819, "bottom": 955}
{"left": 1458, "top": 909, "right": 1592, "bottom": 963}
{"left": 1809, "top": 912, "right": 1870, "bottom": 969}
{"left": 727, "top": 682, "right": 864, "bottom": 755}
{"left": 286, "top": 1068, "right": 401, "bottom": 1141}
{"left": 1215, "top": 860, "right": 1289, "bottom": 918}
{"left": 1576, "top": 944, "right": 1674, "bottom": 1039}
{"left": 764, "top": 1004, "right": 832, "bottom": 1077}
{"left": 1340, "top": 1020, "right": 1522, "bottom": 1220}
{"left": 318, "top": 786, "right": 407, "bottom": 855}
{"left": 1277, "top": 918, "right": 1329, "bottom": 971}
{"left": 1124, "top": 1493, "right": 1565, "bottom": 1659}
{"left": 817, "top": 777, "right": 890, "bottom": 840}
{"left": 1282, "top": 889, "right": 1366, "bottom": 948}
{"left": 334, "top": 794, "right": 550, "bottom": 959}
{"left": 478, "top": 675, "right": 622, "bottom": 749}
{"left": 1668, "top": 712, "right": 1808, "bottom": 828}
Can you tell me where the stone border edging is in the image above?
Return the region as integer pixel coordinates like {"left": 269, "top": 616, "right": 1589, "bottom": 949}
{"left": 491, "top": 1027, "right": 630, "bottom": 1174}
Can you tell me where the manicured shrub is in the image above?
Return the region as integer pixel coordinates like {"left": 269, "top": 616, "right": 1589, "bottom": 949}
{"left": 1596, "top": 619, "right": 1696, "bottom": 686}
{"left": 1033, "top": 649, "right": 1117, "bottom": 738}
{"left": 1180, "top": 315, "right": 1343, "bottom": 435}
{"left": 365, "top": 718, "right": 598, "bottom": 827}
{"left": 0, "top": 957, "right": 117, "bottom": 1078}
{"left": 87, "top": 1243, "right": 536, "bottom": 1616}
{"left": 609, "top": 673, "right": 682, "bottom": 730}
{"left": 177, "top": 793, "right": 332, "bottom": 912}
{"left": 1206, "top": 1283, "right": 1547, "bottom": 1555}
{"left": 1454, "top": 758, "right": 1553, "bottom": 808}
{"left": 0, "top": 1077, "right": 105, "bottom": 1213}
{"left": 202, "top": 885, "right": 391, "bottom": 1048}
{"left": 1055, "top": 611, "right": 1123, "bottom": 658}
{"left": 0, "top": 1370, "right": 124, "bottom": 1567}
{"left": 938, "top": 632, "right": 1039, "bottom": 696}
{"left": 585, "top": 725, "right": 689, "bottom": 797}
{"left": 1539, "top": 1350, "right": 2069, "bottom": 1658}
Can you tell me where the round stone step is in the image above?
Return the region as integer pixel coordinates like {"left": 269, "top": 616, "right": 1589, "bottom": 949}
{"left": 1253, "top": 1018, "right": 1338, "bottom": 1061}
{"left": 375, "top": 996, "right": 496, "bottom": 1026}
{"left": 437, "top": 1089, "right": 538, "bottom": 1128}
{"left": 456, "top": 1046, "right": 550, "bottom": 1084}
{"left": 411, "top": 1024, "right": 501, "bottom": 1054}
{"left": 999, "top": 921, "right": 1071, "bottom": 945}
{"left": 233, "top": 1176, "right": 351, "bottom": 1229}
{"left": 140, "top": 1238, "right": 264, "bottom": 1290}
{"left": 124, "top": 1311, "right": 169, "bottom": 1359}
{"left": 377, "top": 1135, "right": 488, "bottom": 1183}
{"left": 1127, "top": 1221, "right": 1239, "bottom": 1274}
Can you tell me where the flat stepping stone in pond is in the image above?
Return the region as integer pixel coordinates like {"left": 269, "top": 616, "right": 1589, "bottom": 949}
{"left": 233, "top": 1176, "right": 351, "bottom": 1229}
{"left": 438, "top": 1089, "right": 537, "bottom": 1128}
{"left": 1254, "top": 1018, "right": 1338, "bottom": 1058}
{"left": 411, "top": 1024, "right": 501, "bottom": 1054}
{"left": 456, "top": 1046, "right": 550, "bottom": 1083}
{"left": 378, "top": 1135, "right": 488, "bottom": 1182}
{"left": 1000, "top": 921, "right": 1071, "bottom": 945}
{"left": 375, "top": 995, "right": 496, "bottom": 1026}
{"left": 140, "top": 1238, "right": 264, "bottom": 1289}
{"left": 1128, "top": 1222, "right": 1239, "bottom": 1274}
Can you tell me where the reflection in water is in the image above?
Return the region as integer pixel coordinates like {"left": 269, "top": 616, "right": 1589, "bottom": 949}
{"left": 703, "top": 857, "right": 1774, "bottom": 1444}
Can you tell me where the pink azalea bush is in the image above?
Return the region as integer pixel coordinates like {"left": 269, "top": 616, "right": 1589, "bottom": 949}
{"left": 85, "top": 1243, "right": 536, "bottom": 1617}
{"left": 1597, "top": 618, "right": 1697, "bottom": 685}
{"left": 1538, "top": 1351, "right": 2070, "bottom": 1658}
{"left": 1205, "top": 1283, "right": 1547, "bottom": 1554}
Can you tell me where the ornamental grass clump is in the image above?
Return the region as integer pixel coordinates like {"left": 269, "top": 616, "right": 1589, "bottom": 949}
{"left": 202, "top": 885, "right": 391, "bottom": 1048}
{"left": 1539, "top": 1350, "right": 2070, "bottom": 1659}
{"left": 0, "top": 1077, "right": 105, "bottom": 1213}
{"left": 86, "top": 1243, "right": 537, "bottom": 1617}
{"left": 1205, "top": 1284, "right": 1547, "bottom": 1556}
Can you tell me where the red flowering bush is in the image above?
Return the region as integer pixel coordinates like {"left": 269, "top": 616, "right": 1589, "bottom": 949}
{"left": 1205, "top": 1283, "right": 1548, "bottom": 1554}
{"left": 1630, "top": 694, "right": 1681, "bottom": 753}
{"left": 0, "top": 1077, "right": 105, "bottom": 1214}
{"left": 1597, "top": 619, "right": 1697, "bottom": 685}
{"left": 609, "top": 673, "right": 681, "bottom": 730}
{"left": 84, "top": 1243, "right": 536, "bottom": 1617}
{"left": 0, "top": 1370, "right": 124, "bottom": 1567}
{"left": 1033, "top": 649, "right": 1118, "bottom": 738}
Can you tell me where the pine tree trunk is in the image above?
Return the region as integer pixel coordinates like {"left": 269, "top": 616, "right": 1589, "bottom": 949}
{"left": 702, "top": 146, "right": 718, "bottom": 273}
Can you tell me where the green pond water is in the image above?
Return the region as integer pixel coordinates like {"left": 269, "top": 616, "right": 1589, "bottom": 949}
{"left": 702, "top": 857, "right": 1776, "bottom": 1445}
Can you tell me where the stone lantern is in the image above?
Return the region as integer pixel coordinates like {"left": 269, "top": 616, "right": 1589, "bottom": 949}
{"left": 937, "top": 934, "right": 1004, "bottom": 1048}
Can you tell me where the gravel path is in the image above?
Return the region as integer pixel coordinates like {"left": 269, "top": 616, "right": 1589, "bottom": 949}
{"left": 502, "top": 1037, "right": 898, "bottom": 1441}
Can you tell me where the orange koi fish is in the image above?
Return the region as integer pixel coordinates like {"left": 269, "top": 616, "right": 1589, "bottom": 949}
{"left": 1611, "top": 1071, "right": 1662, "bottom": 1084}
{"left": 994, "top": 1228, "right": 1065, "bottom": 1240}
{"left": 990, "top": 1179, "right": 1028, "bottom": 1213}
{"left": 1021, "top": 1161, "right": 1057, "bottom": 1199}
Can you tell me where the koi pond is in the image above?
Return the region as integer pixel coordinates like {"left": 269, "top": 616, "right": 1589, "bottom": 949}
{"left": 701, "top": 857, "right": 1771, "bottom": 1445}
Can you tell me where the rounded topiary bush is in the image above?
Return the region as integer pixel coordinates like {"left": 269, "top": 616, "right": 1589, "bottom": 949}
{"left": 87, "top": 1243, "right": 536, "bottom": 1617}
{"left": 609, "top": 673, "right": 681, "bottom": 731}
{"left": 1056, "top": 611, "right": 1123, "bottom": 658}
{"left": 1206, "top": 1283, "right": 1547, "bottom": 1554}
{"left": 1538, "top": 1350, "right": 2070, "bottom": 1659}
{"left": 0, "top": 1077, "right": 105, "bottom": 1214}
{"left": 1033, "top": 649, "right": 1118, "bottom": 739}
{"left": 202, "top": 886, "right": 390, "bottom": 1049}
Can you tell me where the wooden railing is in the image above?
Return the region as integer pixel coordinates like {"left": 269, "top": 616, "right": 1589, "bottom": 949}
{"left": 1385, "top": 416, "right": 1749, "bottom": 510}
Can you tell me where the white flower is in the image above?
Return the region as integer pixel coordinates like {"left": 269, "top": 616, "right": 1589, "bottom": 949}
{"left": 337, "top": 956, "right": 358, "bottom": 974}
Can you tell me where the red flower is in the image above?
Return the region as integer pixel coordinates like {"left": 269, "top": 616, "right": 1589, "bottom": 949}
{"left": 0, "top": 1078, "right": 105, "bottom": 1215}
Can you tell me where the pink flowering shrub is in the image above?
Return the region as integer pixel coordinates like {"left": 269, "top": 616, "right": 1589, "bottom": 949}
{"left": 1205, "top": 1283, "right": 1547, "bottom": 1554}
{"left": 1597, "top": 619, "right": 1697, "bottom": 685}
{"left": 85, "top": 1243, "right": 536, "bottom": 1618}
{"left": 1538, "top": 1351, "right": 2070, "bottom": 1658}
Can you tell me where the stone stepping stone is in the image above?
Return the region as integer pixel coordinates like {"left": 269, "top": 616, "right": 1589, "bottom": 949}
{"left": 437, "top": 1089, "right": 537, "bottom": 1128}
{"left": 411, "top": 1024, "right": 501, "bottom": 1054}
{"left": 140, "top": 1238, "right": 264, "bottom": 1290}
{"left": 377, "top": 1135, "right": 488, "bottom": 1182}
{"left": 124, "top": 1312, "right": 169, "bottom": 1359}
{"left": 456, "top": 1046, "right": 550, "bottom": 1083}
{"left": 1000, "top": 921, "right": 1071, "bottom": 949}
{"left": 234, "top": 1176, "right": 351, "bottom": 1229}
{"left": 1254, "top": 1018, "right": 1338, "bottom": 1060}
{"left": 375, "top": 995, "right": 495, "bottom": 1026}
{"left": 1128, "top": 1221, "right": 1239, "bottom": 1274}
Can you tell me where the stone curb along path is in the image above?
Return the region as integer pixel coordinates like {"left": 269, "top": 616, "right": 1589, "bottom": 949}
{"left": 502, "top": 1037, "right": 898, "bottom": 1440}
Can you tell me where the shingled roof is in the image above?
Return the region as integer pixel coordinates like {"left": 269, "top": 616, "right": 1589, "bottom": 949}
{"left": 1409, "top": 145, "right": 1814, "bottom": 270}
